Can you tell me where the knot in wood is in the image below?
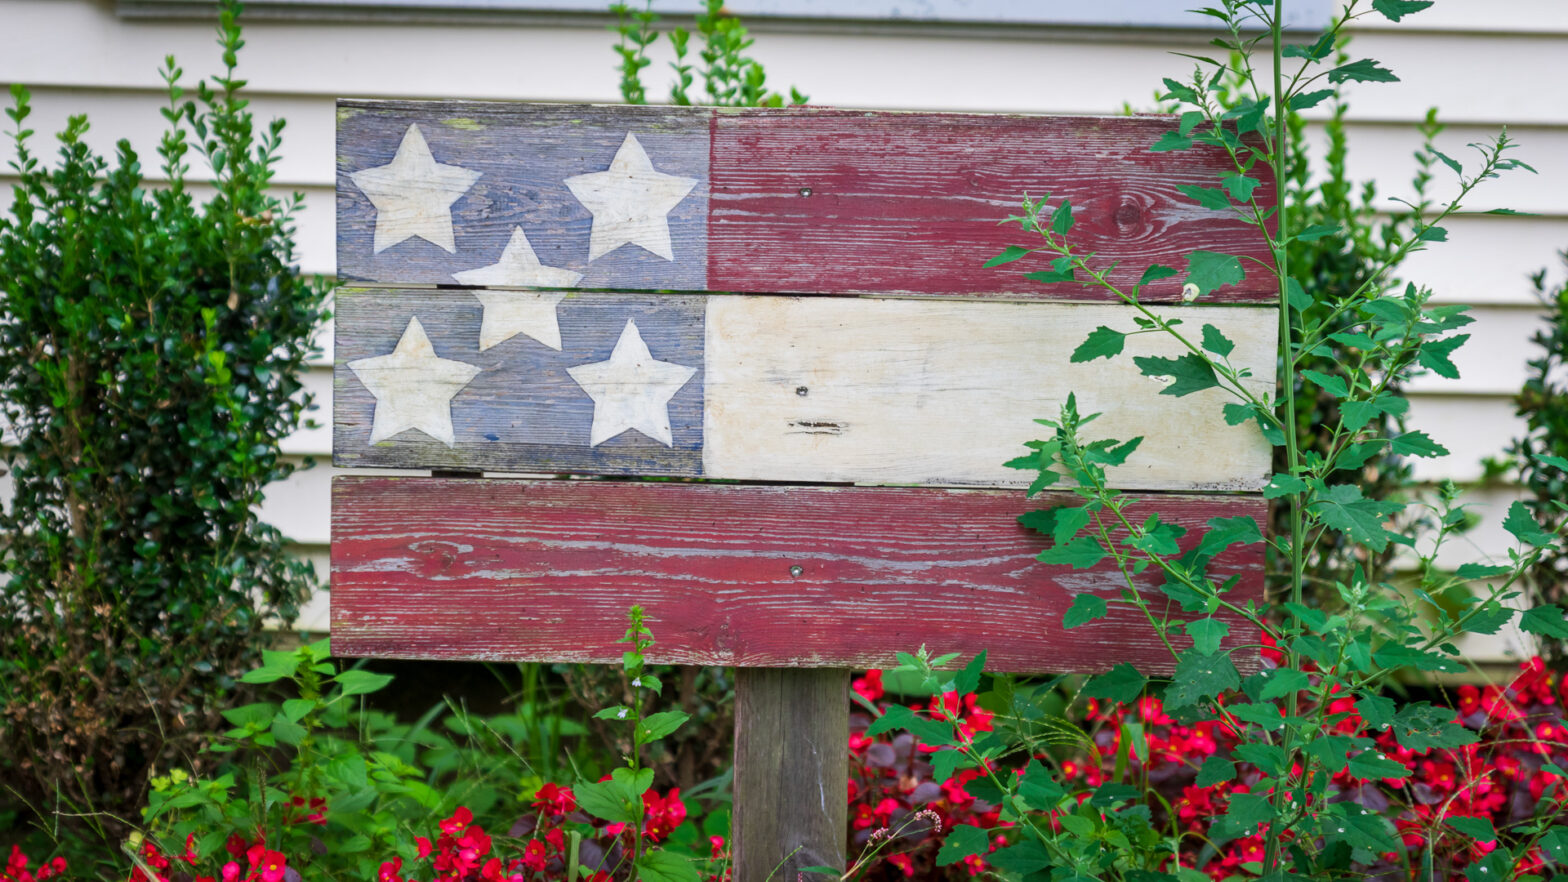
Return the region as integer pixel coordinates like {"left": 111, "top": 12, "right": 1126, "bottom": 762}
{"left": 1114, "top": 198, "right": 1143, "bottom": 228}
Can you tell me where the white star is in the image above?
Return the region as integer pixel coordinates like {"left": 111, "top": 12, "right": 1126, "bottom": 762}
{"left": 348, "top": 317, "right": 481, "bottom": 447}
{"left": 564, "top": 133, "right": 698, "bottom": 262}
{"left": 567, "top": 319, "right": 697, "bottom": 447}
{"left": 453, "top": 227, "right": 582, "bottom": 351}
{"left": 349, "top": 124, "right": 481, "bottom": 254}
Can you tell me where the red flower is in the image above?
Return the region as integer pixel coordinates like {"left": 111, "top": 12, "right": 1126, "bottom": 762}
{"left": 377, "top": 857, "right": 403, "bottom": 882}
{"left": 643, "top": 788, "right": 688, "bottom": 842}
{"left": 532, "top": 782, "right": 577, "bottom": 818}
{"left": 440, "top": 806, "right": 474, "bottom": 835}
{"left": 853, "top": 670, "right": 885, "bottom": 702}
{"left": 521, "top": 840, "right": 548, "bottom": 873}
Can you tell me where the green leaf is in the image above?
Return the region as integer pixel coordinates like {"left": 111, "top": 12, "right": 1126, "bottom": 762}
{"left": 1455, "top": 563, "right": 1510, "bottom": 580}
{"left": 1072, "top": 326, "right": 1126, "bottom": 363}
{"left": 1083, "top": 664, "right": 1147, "bottom": 703}
{"left": 1215, "top": 791, "right": 1275, "bottom": 839}
{"left": 1201, "top": 324, "right": 1235, "bottom": 357}
{"left": 334, "top": 669, "right": 394, "bottom": 697}
{"left": 953, "top": 651, "right": 987, "bottom": 696}
{"left": 243, "top": 650, "right": 304, "bottom": 685}
{"left": 1220, "top": 174, "right": 1260, "bottom": 203}
{"left": 1195, "top": 515, "right": 1264, "bottom": 558}
{"left": 1184, "top": 251, "right": 1245, "bottom": 298}
{"left": 1133, "top": 353, "right": 1219, "bottom": 397}
{"left": 1138, "top": 264, "right": 1178, "bottom": 287}
{"left": 988, "top": 842, "right": 1051, "bottom": 876}
{"left": 1064, "top": 593, "right": 1109, "bottom": 629}
{"left": 1283, "top": 31, "right": 1335, "bottom": 60}
{"left": 1151, "top": 131, "right": 1193, "bottom": 152}
{"left": 1228, "top": 702, "right": 1285, "bottom": 732}
{"left": 1052, "top": 200, "right": 1075, "bottom": 235}
{"left": 1521, "top": 605, "right": 1568, "bottom": 639}
{"left": 221, "top": 703, "right": 277, "bottom": 728}
{"left": 1538, "top": 826, "right": 1568, "bottom": 863}
{"left": 1310, "top": 484, "right": 1399, "bottom": 553}
{"left": 1389, "top": 430, "right": 1449, "bottom": 458}
{"left": 1419, "top": 225, "right": 1449, "bottom": 242}
{"left": 636, "top": 849, "right": 701, "bottom": 882}
{"left": 1259, "top": 668, "right": 1312, "bottom": 700}
{"left": 866, "top": 705, "right": 957, "bottom": 747}
{"left": 936, "top": 825, "right": 991, "bottom": 866}
{"left": 1504, "top": 500, "right": 1556, "bottom": 547}
{"left": 280, "top": 698, "right": 316, "bottom": 723}
{"left": 1041, "top": 536, "right": 1108, "bottom": 570}
{"left": 573, "top": 775, "right": 639, "bottom": 822}
{"left": 1178, "top": 184, "right": 1232, "bottom": 211}
{"left": 1537, "top": 453, "right": 1568, "bottom": 471}
{"left": 1296, "top": 223, "right": 1340, "bottom": 242}
{"left": 1373, "top": 644, "right": 1463, "bottom": 674}
{"left": 1017, "top": 759, "right": 1065, "bottom": 810}
{"left": 1347, "top": 747, "right": 1412, "bottom": 781}
{"left": 1429, "top": 148, "right": 1463, "bottom": 176}
{"left": 1302, "top": 369, "right": 1348, "bottom": 399}
{"left": 1196, "top": 756, "right": 1235, "bottom": 787}
{"left": 1466, "top": 851, "right": 1515, "bottom": 882}
{"left": 1184, "top": 618, "right": 1229, "bottom": 655}
{"left": 930, "top": 747, "right": 971, "bottom": 783}
{"left": 1328, "top": 58, "right": 1400, "bottom": 84}
{"left": 1163, "top": 650, "right": 1240, "bottom": 710}
{"left": 1264, "top": 474, "right": 1307, "bottom": 499}
{"left": 984, "top": 246, "right": 1032, "bottom": 268}
{"left": 1372, "top": 0, "right": 1433, "bottom": 21}
{"left": 1288, "top": 88, "right": 1335, "bottom": 111}
{"left": 1286, "top": 277, "right": 1313, "bottom": 312}
{"left": 637, "top": 710, "right": 690, "bottom": 743}
{"left": 1418, "top": 333, "right": 1468, "bottom": 379}
{"left": 1393, "top": 704, "right": 1479, "bottom": 751}
{"left": 269, "top": 713, "right": 308, "bottom": 747}
{"left": 1325, "top": 804, "right": 1400, "bottom": 853}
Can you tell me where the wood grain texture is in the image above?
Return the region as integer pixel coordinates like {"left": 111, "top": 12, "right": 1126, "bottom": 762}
{"left": 338, "top": 100, "right": 710, "bottom": 289}
{"left": 336, "top": 102, "right": 1273, "bottom": 301}
{"left": 333, "top": 288, "right": 705, "bottom": 474}
{"left": 709, "top": 109, "right": 1275, "bottom": 302}
{"left": 330, "top": 477, "right": 1265, "bottom": 674}
{"left": 733, "top": 669, "right": 849, "bottom": 882}
{"left": 334, "top": 288, "right": 1276, "bottom": 490}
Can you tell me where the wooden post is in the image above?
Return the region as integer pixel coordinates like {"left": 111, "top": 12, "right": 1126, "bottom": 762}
{"left": 733, "top": 669, "right": 850, "bottom": 882}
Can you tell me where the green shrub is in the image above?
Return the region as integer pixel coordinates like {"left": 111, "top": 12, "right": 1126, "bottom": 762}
{"left": 0, "top": 1, "right": 328, "bottom": 834}
{"left": 1507, "top": 251, "right": 1568, "bottom": 659}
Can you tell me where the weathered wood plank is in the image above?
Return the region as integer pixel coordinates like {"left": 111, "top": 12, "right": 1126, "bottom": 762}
{"left": 332, "top": 288, "right": 1275, "bottom": 491}
{"left": 337, "top": 101, "right": 711, "bottom": 289}
{"left": 330, "top": 477, "right": 1265, "bottom": 674}
{"left": 733, "top": 669, "right": 848, "bottom": 882}
{"left": 709, "top": 108, "right": 1276, "bottom": 302}
{"left": 336, "top": 101, "right": 1274, "bottom": 302}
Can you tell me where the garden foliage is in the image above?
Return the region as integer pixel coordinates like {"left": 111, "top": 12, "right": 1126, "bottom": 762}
{"left": 0, "top": 0, "right": 329, "bottom": 827}
{"left": 1505, "top": 252, "right": 1568, "bottom": 660}
{"left": 610, "top": 0, "right": 806, "bottom": 108}
{"left": 863, "top": 0, "right": 1568, "bottom": 878}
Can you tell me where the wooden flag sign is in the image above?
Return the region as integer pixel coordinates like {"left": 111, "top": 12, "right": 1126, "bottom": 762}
{"left": 331, "top": 100, "right": 1276, "bottom": 878}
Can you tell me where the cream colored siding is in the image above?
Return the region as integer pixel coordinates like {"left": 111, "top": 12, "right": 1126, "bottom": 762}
{"left": 3, "top": 0, "right": 1563, "bottom": 650}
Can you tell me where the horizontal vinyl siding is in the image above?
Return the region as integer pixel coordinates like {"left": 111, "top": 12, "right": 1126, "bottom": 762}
{"left": 2, "top": 0, "right": 1563, "bottom": 659}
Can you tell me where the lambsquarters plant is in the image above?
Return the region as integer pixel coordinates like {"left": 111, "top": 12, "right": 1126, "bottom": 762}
{"left": 861, "top": 1, "right": 1568, "bottom": 879}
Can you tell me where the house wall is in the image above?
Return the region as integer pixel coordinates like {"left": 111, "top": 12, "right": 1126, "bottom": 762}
{"left": 2, "top": 0, "right": 1562, "bottom": 658}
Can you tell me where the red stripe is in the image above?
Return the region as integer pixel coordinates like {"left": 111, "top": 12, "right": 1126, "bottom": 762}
{"left": 709, "top": 110, "right": 1275, "bottom": 302}
{"left": 331, "top": 477, "right": 1264, "bottom": 674}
